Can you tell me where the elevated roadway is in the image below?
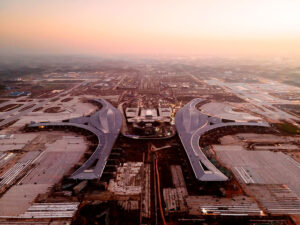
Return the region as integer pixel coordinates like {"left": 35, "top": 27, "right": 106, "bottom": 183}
{"left": 27, "top": 99, "right": 122, "bottom": 180}
{"left": 175, "top": 98, "right": 270, "bottom": 182}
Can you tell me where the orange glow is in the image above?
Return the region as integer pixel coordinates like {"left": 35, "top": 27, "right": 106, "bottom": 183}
{"left": 1, "top": 0, "right": 300, "bottom": 56}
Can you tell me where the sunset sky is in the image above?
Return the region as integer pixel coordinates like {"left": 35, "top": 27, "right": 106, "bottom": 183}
{"left": 1, "top": 0, "right": 300, "bottom": 57}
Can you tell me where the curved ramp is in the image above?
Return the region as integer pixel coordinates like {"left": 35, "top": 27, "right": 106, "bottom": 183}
{"left": 175, "top": 98, "right": 270, "bottom": 182}
{"left": 27, "top": 99, "right": 122, "bottom": 180}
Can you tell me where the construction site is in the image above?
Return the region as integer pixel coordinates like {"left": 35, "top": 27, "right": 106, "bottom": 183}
{"left": 0, "top": 69, "right": 299, "bottom": 225}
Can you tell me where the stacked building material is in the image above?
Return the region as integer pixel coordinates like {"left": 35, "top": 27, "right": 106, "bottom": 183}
{"left": 108, "top": 162, "right": 143, "bottom": 196}
{"left": 163, "top": 165, "right": 188, "bottom": 214}
{"left": 17, "top": 202, "right": 79, "bottom": 218}
{"left": 108, "top": 162, "right": 145, "bottom": 211}
{"left": 248, "top": 184, "right": 300, "bottom": 215}
{"left": 118, "top": 200, "right": 139, "bottom": 211}
{"left": 186, "top": 195, "right": 261, "bottom": 216}
{"left": 0, "top": 160, "right": 33, "bottom": 193}
{"left": 141, "top": 164, "right": 151, "bottom": 218}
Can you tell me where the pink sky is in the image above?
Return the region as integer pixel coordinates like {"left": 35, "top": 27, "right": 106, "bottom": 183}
{"left": 1, "top": 0, "right": 300, "bottom": 56}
